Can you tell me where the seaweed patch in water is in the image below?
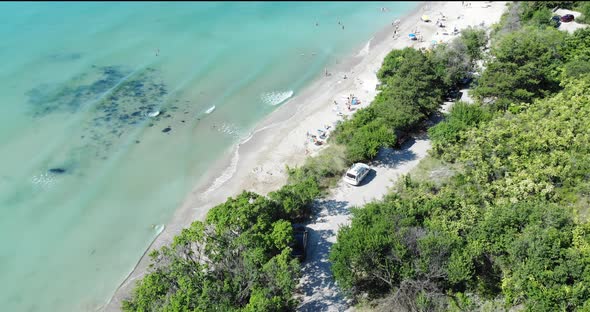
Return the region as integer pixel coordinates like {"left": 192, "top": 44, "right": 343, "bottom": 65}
{"left": 25, "top": 65, "right": 131, "bottom": 116}
{"left": 24, "top": 64, "right": 189, "bottom": 162}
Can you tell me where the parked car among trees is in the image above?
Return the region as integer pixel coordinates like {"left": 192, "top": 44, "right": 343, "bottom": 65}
{"left": 343, "top": 163, "right": 371, "bottom": 186}
{"left": 291, "top": 225, "right": 308, "bottom": 262}
{"left": 551, "top": 15, "right": 562, "bottom": 27}
{"left": 561, "top": 14, "right": 575, "bottom": 22}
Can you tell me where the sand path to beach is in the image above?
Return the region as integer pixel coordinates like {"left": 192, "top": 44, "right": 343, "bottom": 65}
{"left": 296, "top": 136, "right": 431, "bottom": 312}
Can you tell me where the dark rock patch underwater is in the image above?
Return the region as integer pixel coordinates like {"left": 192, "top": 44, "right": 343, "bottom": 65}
{"left": 24, "top": 65, "right": 173, "bottom": 160}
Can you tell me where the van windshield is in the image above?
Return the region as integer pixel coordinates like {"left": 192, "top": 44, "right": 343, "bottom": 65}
{"left": 346, "top": 173, "right": 357, "bottom": 179}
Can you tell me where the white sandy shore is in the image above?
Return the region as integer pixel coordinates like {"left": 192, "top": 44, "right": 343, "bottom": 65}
{"left": 104, "top": 2, "right": 508, "bottom": 311}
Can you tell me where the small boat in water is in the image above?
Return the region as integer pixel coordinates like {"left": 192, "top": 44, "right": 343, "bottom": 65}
{"left": 205, "top": 106, "right": 216, "bottom": 114}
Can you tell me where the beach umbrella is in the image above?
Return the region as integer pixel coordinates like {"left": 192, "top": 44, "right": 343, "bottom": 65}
{"left": 421, "top": 15, "right": 430, "bottom": 22}
{"left": 408, "top": 33, "right": 417, "bottom": 40}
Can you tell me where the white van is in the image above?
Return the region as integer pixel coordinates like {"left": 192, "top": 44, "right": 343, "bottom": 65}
{"left": 343, "top": 163, "right": 371, "bottom": 186}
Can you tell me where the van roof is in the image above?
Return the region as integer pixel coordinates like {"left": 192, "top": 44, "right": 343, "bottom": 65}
{"left": 349, "top": 163, "right": 367, "bottom": 174}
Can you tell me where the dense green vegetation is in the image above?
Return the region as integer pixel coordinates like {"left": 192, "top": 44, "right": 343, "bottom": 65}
{"left": 124, "top": 3, "right": 590, "bottom": 311}
{"left": 298, "top": 28, "right": 486, "bottom": 177}
{"left": 331, "top": 76, "right": 590, "bottom": 311}
{"left": 331, "top": 6, "right": 590, "bottom": 311}
{"left": 577, "top": 2, "right": 590, "bottom": 24}
{"left": 122, "top": 28, "right": 489, "bottom": 311}
{"left": 122, "top": 181, "right": 320, "bottom": 311}
{"left": 428, "top": 101, "right": 491, "bottom": 150}
{"left": 472, "top": 26, "right": 566, "bottom": 110}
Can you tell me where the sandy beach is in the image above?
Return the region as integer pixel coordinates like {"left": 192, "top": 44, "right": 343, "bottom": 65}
{"left": 104, "top": 2, "right": 508, "bottom": 310}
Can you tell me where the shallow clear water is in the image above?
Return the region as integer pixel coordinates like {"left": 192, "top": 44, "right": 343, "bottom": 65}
{"left": 0, "top": 2, "right": 417, "bottom": 311}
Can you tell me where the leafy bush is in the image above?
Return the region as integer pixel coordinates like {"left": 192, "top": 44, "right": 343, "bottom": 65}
{"left": 460, "top": 26, "right": 488, "bottom": 61}
{"left": 563, "top": 27, "right": 590, "bottom": 62}
{"left": 268, "top": 175, "right": 321, "bottom": 221}
{"left": 344, "top": 119, "right": 396, "bottom": 162}
{"left": 561, "top": 59, "right": 590, "bottom": 79}
{"left": 287, "top": 144, "right": 348, "bottom": 189}
{"left": 473, "top": 26, "right": 566, "bottom": 110}
{"left": 429, "top": 40, "right": 472, "bottom": 89}
{"left": 123, "top": 191, "right": 301, "bottom": 311}
{"left": 429, "top": 101, "right": 491, "bottom": 154}
{"left": 576, "top": 2, "right": 590, "bottom": 24}
{"left": 377, "top": 49, "right": 413, "bottom": 82}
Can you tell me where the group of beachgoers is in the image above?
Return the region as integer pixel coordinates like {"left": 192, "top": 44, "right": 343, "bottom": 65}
{"left": 305, "top": 124, "right": 332, "bottom": 150}
{"left": 333, "top": 93, "right": 361, "bottom": 114}
{"left": 392, "top": 19, "right": 401, "bottom": 38}
{"left": 303, "top": 93, "right": 364, "bottom": 154}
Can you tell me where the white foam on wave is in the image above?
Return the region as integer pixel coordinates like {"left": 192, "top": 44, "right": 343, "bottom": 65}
{"left": 200, "top": 146, "right": 240, "bottom": 200}
{"left": 215, "top": 122, "right": 242, "bottom": 139}
{"left": 153, "top": 224, "right": 165, "bottom": 235}
{"left": 260, "top": 90, "right": 294, "bottom": 106}
{"left": 200, "top": 123, "right": 265, "bottom": 199}
{"left": 30, "top": 172, "right": 57, "bottom": 189}
{"left": 205, "top": 105, "right": 216, "bottom": 114}
{"left": 357, "top": 37, "right": 373, "bottom": 57}
{"left": 199, "top": 87, "right": 304, "bottom": 200}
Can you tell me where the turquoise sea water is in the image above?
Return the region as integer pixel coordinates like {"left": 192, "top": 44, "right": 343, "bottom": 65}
{"left": 0, "top": 2, "right": 417, "bottom": 311}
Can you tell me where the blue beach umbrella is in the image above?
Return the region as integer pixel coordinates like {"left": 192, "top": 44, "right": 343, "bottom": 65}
{"left": 408, "top": 33, "right": 417, "bottom": 40}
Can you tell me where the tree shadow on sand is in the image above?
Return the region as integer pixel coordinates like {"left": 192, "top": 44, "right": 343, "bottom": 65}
{"left": 311, "top": 199, "right": 350, "bottom": 218}
{"left": 297, "top": 226, "right": 350, "bottom": 312}
{"left": 296, "top": 199, "right": 353, "bottom": 311}
{"left": 371, "top": 143, "right": 418, "bottom": 169}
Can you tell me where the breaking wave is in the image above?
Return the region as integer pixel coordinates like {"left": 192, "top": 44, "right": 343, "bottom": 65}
{"left": 260, "top": 90, "right": 294, "bottom": 106}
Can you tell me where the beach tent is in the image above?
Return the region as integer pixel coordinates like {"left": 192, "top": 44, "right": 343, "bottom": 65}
{"left": 421, "top": 15, "right": 430, "bottom": 22}
{"left": 408, "top": 33, "right": 417, "bottom": 40}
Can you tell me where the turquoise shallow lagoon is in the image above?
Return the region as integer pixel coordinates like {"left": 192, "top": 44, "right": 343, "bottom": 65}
{"left": 0, "top": 2, "right": 417, "bottom": 311}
